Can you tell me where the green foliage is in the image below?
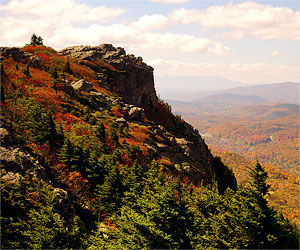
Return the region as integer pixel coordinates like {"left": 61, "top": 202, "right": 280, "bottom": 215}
{"left": 50, "top": 65, "right": 59, "bottom": 80}
{"left": 93, "top": 160, "right": 123, "bottom": 215}
{"left": 29, "top": 33, "right": 44, "bottom": 46}
{"left": 1, "top": 167, "right": 83, "bottom": 249}
{"left": 22, "top": 187, "right": 82, "bottom": 249}
{"left": 64, "top": 60, "right": 72, "bottom": 74}
{"left": 95, "top": 121, "right": 106, "bottom": 145}
{"left": 26, "top": 103, "right": 57, "bottom": 146}
{"left": 22, "top": 63, "right": 31, "bottom": 78}
{"left": 250, "top": 160, "right": 271, "bottom": 196}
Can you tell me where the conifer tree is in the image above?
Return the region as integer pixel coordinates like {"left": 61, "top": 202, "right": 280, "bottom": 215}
{"left": 93, "top": 162, "right": 123, "bottom": 215}
{"left": 58, "top": 138, "right": 73, "bottom": 168}
{"left": 23, "top": 63, "right": 31, "bottom": 78}
{"left": 250, "top": 160, "right": 271, "bottom": 197}
{"left": 29, "top": 33, "right": 43, "bottom": 46}
{"left": 64, "top": 60, "right": 72, "bottom": 74}
{"left": 95, "top": 121, "right": 106, "bottom": 145}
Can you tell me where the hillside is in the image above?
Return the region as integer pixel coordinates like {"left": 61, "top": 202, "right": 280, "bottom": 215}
{"left": 172, "top": 102, "right": 299, "bottom": 225}
{"left": 1, "top": 41, "right": 298, "bottom": 249}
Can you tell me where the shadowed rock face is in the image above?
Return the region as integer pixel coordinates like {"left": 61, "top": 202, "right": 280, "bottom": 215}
{"left": 0, "top": 47, "right": 45, "bottom": 70}
{"left": 59, "top": 44, "right": 158, "bottom": 107}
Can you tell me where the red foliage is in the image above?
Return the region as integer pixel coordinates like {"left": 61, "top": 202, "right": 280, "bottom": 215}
{"left": 52, "top": 163, "right": 92, "bottom": 206}
{"left": 54, "top": 112, "right": 85, "bottom": 132}
{"left": 110, "top": 107, "right": 125, "bottom": 117}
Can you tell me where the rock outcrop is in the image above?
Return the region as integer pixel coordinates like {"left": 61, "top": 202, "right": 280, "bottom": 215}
{"left": 59, "top": 44, "right": 158, "bottom": 107}
{"left": 0, "top": 47, "right": 45, "bottom": 70}
{"left": 71, "top": 79, "right": 93, "bottom": 92}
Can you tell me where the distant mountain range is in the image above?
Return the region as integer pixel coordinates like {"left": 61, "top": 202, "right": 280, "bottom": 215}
{"left": 192, "top": 93, "right": 267, "bottom": 105}
{"left": 156, "top": 75, "right": 247, "bottom": 101}
{"left": 161, "top": 82, "right": 299, "bottom": 105}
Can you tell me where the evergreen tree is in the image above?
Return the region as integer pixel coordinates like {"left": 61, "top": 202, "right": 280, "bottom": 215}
{"left": 50, "top": 66, "right": 59, "bottom": 80}
{"left": 23, "top": 63, "right": 31, "bottom": 78}
{"left": 64, "top": 60, "right": 72, "bottom": 74}
{"left": 250, "top": 160, "right": 271, "bottom": 196}
{"left": 29, "top": 33, "right": 43, "bottom": 46}
{"left": 58, "top": 138, "right": 73, "bottom": 168}
{"left": 95, "top": 121, "right": 106, "bottom": 145}
{"left": 89, "top": 167, "right": 194, "bottom": 249}
{"left": 93, "top": 160, "right": 123, "bottom": 215}
{"left": 23, "top": 103, "right": 57, "bottom": 146}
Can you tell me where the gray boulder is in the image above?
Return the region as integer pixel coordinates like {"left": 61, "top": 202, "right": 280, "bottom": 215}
{"left": 71, "top": 79, "right": 93, "bottom": 92}
{"left": 128, "top": 107, "right": 144, "bottom": 121}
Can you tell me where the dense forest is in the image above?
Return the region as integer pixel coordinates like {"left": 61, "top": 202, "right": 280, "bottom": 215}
{"left": 1, "top": 37, "right": 299, "bottom": 249}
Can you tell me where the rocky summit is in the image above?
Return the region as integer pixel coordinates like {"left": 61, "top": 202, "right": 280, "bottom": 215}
{"left": 59, "top": 44, "right": 158, "bottom": 107}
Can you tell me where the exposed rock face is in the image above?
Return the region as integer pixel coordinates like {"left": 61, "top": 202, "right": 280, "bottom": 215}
{"left": 145, "top": 122, "right": 214, "bottom": 186}
{"left": 71, "top": 79, "right": 93, "bottom": 92}
{"left": 0, "top": 116, "right": 48, "bottom": 183}
{"left": 128, "top": 107, "right": 144, "bottom": 121}
{"left": 0, "top": 47, "right": 45, "bottom": 70}
{"left": 59, "top": 44, "right": 158, "bottom": 107}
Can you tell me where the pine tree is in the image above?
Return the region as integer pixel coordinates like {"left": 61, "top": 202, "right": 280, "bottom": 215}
{"left": 64, "top": 60, "right": 72, "bottom": 74}
{"left": 95, "top": 121, "right": 106, "bottom": 145}
{"left": 93, "top": 161, "right": 123, "bottom": 215}
{"left": 58, "top": 138, "right": 73, "bottom": 168}
{"left": 250, "top": 160, "right": 270, "bottom": 197}
{"left": 29, "top": 33, "right": 43, "bottom": 46}
{"left": 23, "top": 63, "right": 31, "bottom": 78}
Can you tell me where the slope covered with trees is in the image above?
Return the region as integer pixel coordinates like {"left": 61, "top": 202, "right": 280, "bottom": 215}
{"left": 172, "top": 99, "right": 299, "bottom": 225}
{"left": 1, "top": 38, "right": 298, "bottom": 249}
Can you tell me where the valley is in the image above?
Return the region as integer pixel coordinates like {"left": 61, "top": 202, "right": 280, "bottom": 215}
{"left": 170, "top": 101, "right": 299, "bottom": 225}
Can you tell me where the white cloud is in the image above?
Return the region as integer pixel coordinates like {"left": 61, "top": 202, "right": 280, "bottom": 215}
{"left": 0, "top": 0, "right": 231, "bottom": 55}
{"left": 170, "top": 1, "right": 300, "bottom": 40}
{"left": 149, "top": 0, "right": 190, "bottom": 3}
{"left": 270, "top": 51, "right": 280, "bottom": 57}
{"left": 130, "top": 14, "right": 169, "bottom": 31}
{"left": 213, "top": 30, "right": 244, "bottom": 40}
{"left": 46, "top": 24, "right": 231, "bottom": 55}
{"left": 148, "top": 59, "right": 300, "bottom": 84}
{"left": 0, "top": 0, "right": 126, "bottom": 24}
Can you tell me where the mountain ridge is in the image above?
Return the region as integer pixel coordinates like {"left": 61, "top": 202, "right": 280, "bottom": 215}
{"left": 161, "top": 82, "right": 299, "bottom": 104}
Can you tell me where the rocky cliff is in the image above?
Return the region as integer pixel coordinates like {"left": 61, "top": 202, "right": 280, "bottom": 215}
{"left": 58, "top": 44, "right": 219, "bottom": 185}
{"left": 59, "top": 44, "right": 158, "bottom": 107}
{"left": 1, "top": 44, "right": 235, "bottom": 191}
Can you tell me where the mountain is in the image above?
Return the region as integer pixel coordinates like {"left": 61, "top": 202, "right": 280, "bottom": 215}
{"left": 192, "top": 93, "right": 268, "bottom": 105}
{"left": 156, "top": 75, "right": 247, "bottom": 101}
{"left": 190, "top": 82, "right": 300, "bottom": 104}
{"left": 1, "top": 42, "right": 298, "bottom": 249}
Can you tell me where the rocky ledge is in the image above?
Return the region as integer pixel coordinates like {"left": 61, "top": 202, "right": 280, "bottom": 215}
{"left": 59, "top": 44, "right": 158, "bottom": 107}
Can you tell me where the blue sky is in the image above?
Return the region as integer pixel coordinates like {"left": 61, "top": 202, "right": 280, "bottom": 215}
{"left": 0, "top": 0, "right": 299, "bottom": 90}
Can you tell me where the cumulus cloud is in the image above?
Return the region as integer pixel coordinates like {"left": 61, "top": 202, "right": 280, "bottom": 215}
{"left": 149, "top": 0, "right": 190, "bottom": 3}
{"left": 47, "top": 24, "right": 231, "bottom": 55}
{"left": 0, "top": 0, "right": 127, "bottom": 46}
{"left": 0, "top": 0, "right": 230, "bottom": 55}
{"left": 170, "top": 1, "right": 300, "bottom": 40}
{"left": 148, "top": 59, "right": 300, "bottom": 84}
{"left": 213, "top": 30, "right": 244, "bottom": 40}
{"left": 270, "top": 51, "right": 280, "bottom": 57}
{"left": 130, "top": 14, "right": 169, "bottom": 31}
{"left": 0, "top": 0, "right": 126, "bottom": 23}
